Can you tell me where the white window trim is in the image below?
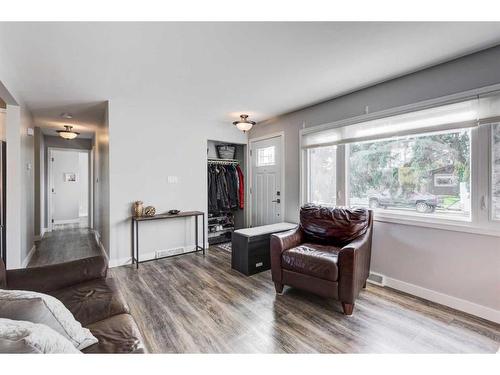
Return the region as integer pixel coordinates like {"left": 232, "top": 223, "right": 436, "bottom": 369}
{"left": 490, "top": 123, "right": 500, "bottom": 223}
{"left": 299, "top": 85, "right": 500, "bottom": 238}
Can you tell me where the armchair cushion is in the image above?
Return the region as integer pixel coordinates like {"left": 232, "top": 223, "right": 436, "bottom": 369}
{"left": 300, "top": 205, "right": 369, "bottom": 246}
{"left": 282, "top": 243, "right": 341, "bottom": 282}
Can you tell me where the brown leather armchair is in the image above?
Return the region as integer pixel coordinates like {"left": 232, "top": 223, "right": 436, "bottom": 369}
{"left": 270, "top": 205, "right": 373, "bottom": 315}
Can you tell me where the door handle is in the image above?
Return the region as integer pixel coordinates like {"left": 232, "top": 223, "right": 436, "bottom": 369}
{"left": 272, "top": 199, "right": 281, "bottom": 203}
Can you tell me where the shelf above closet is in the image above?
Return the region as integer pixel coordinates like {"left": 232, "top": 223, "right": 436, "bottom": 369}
{"left": 207, "top": 158, "right": 240, "bottom": 165}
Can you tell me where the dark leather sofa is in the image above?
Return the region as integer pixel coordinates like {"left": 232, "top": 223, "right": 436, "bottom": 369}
{"left": 271, "top": 205, "right": 373, "bottom": 315}
{"left": 0, "top": 256, "right": 146, "bottom": 353}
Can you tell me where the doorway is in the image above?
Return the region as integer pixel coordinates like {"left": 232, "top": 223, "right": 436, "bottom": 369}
{"left": 249, "top": 132, "right": 285, "bottom": 226}
{"left": 48, "top": 148, "right": 91, "bottom": 231}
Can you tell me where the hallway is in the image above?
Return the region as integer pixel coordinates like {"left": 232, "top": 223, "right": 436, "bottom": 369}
{"left": 28, "top": 223, "right": 102, "bottom": 268}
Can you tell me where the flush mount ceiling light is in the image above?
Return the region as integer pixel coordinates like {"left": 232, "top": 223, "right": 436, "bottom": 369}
{"left": 60, "top": 113, "right": 73, "bottom": 119}
{"left": 56, "top": 125, "right": 80, "bottom": 140}
{"left": 233, "top": 114, "right": 255, "bottom": 133}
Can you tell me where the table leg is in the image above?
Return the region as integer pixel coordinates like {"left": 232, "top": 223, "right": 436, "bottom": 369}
{"left": 131, "top": 220, "right": 135, "bottom": 265}
{"left": 135, "top": 221, "right": 139, "bottom": 269}
{"left": 195, "top": 214, "right": 199, "bottom": 253}
{"left": 202, "top": 213, "right": 206, "bottom": 255}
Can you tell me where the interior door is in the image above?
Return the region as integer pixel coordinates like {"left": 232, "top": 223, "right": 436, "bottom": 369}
{"left": 251, "top": 136, "right": 283, "bottom": 226}
{"left": 50, "top": 149, "right": 82, "bottom": 226}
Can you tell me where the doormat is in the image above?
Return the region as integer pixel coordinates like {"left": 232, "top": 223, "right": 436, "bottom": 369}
{"left": 215, "top": 242, "right": 232, "bottom": 252}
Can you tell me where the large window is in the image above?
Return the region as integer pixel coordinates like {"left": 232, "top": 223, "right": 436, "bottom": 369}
{"left": 493, "top": 124, "right": 500, "bottom": 220}
{"left": 301, "top": 94, "right": 500, "bottom": 233}
{"left": 347, "top": 129, "right": 471, "bottom": 219}
{"left": 307, "top": 145, "right": 337, "bottom": 206}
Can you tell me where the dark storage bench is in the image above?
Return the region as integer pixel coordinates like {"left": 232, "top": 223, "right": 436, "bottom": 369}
{"left": 231, "top": 223, "right": 297, "bottom": 276}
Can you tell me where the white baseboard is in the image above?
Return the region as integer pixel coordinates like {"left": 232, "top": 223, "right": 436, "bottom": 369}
{"left": 34, "top": 228, "right": 48, "bottom": 242}
{"left": 53, "top": 218, "right": 80, "bottom": 225}
{"left": 108, "top": 244, "right": 206, "bottom": 268}
{"left": 93, "top": 230, "right": 109, "bottom": 262}
{"left": 22, "top": 245, "right": 37, "bottom": 268}
{"left": 379, "top": 276, "right": 500, "bottom": 324}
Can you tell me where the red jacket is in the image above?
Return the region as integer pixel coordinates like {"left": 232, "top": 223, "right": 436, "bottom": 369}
{"left": 236, "top": 165, "right": 244, "bottom": 209}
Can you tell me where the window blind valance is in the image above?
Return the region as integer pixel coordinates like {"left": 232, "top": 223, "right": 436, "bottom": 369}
{"left": 301, "top": 93, "right": 500, "bottom": 149}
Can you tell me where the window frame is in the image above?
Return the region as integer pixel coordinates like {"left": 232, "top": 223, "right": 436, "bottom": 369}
{"left": 299, "top": 90, "right": 500, "bottom": 237}
{"left": 490, "top": 123, "right": 500, "bottom": 222}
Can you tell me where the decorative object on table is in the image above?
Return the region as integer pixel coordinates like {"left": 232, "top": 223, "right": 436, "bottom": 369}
{"left": 167, "top": 209, "right": 180, "bottom": 215}
{"left": 133, "top": 201, "right": 144, "bottom": 217}
{"left": 143, "top": 206, "right": 156, "bottom": 217}
{"left": 232, "top": 114, "right": 256, "bottom": 133}
{"left": 216, "top": 144, "right": 236, "bottom": 159}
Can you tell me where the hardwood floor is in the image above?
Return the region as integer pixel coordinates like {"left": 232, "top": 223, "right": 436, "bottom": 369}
{"left": 110, "top": 247, "right": 500, "bottom": 353}
{"left": 28, "top": 224, "right": 101, "bottom": 268}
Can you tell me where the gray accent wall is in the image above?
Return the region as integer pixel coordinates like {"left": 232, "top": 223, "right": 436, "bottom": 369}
{"left": 249, "top": 45, "right": 500, "bottom": 316}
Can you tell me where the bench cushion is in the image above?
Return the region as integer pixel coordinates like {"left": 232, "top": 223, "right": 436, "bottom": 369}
{"left": 234, "top": 222, "right": 297, "bottom": 237}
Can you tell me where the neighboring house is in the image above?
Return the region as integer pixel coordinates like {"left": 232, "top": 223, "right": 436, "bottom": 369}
{"left": 428, "top": 165, "right": 458, "bottom": 196}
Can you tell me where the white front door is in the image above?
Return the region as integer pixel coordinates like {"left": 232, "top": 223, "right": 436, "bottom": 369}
{"left": 251, "top": 135, "right": 283, "bottom": 226}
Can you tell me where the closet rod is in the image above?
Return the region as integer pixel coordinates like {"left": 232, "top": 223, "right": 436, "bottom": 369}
{"left": 207, "top": 158, "right": 239, "bottom": 165}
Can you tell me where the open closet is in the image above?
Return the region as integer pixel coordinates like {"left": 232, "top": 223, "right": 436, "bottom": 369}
{"left": 207, "top": 140, "right": 246, "bottom": 246}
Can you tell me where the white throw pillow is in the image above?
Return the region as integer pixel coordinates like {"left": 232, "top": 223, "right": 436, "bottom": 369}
{"left": 0, "top": 318, "right": 81, "bottom": 353}
{"left": 0, "top": 289, "right": 97, "bottom": 350}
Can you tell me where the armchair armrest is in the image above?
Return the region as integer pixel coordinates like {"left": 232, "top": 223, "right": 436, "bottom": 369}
{"left": 338, "top": 212, "right": 373, "bottom": 304}
{"left": 6, "top": 256, "right": 108, "bottom": 293}
{"left": 270, "top": 226, "right": 303, "bottom": 284}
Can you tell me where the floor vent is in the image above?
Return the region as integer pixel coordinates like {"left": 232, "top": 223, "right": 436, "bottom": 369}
{"left": 367, "top": 272, "right": 385, "bottom": 286}
{"left": 156, "top": 247, "right": 185, "bottom": 258}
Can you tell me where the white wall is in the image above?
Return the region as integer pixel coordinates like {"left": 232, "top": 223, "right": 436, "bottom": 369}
{"left": 3, "top": 101, "right": 35, "bottom": 268}
{"left": 78, "top": 152, "right": 88, "bottom": 217}
{"left": 249, "top": 45, "right": 500, "bottom": 322}
{"left": 108, "top": 100, "right": 246, "bottom": 265}
{"left": 94, "top": 103, "right": 110, "bottom": 256}
{"left": 0, "top": 110, "right": 5, "bottom": 141}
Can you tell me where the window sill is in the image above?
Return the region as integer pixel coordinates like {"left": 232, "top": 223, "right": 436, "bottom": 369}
{"left": 373, "top": 211, "right": 500, "bottom": 237}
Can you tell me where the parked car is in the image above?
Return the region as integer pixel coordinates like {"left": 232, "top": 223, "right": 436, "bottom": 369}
{"left": 368, "top": 191, "right": 439, "bottom": 213}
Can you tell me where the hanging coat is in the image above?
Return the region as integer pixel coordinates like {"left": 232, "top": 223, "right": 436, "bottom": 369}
{"left": 236, "top": 165, "right": 244, "bottom": 209}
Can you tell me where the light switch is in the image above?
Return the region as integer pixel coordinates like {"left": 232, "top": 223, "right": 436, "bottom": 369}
{"left": 26, "top": 162, "right": 32, "bottom": 171}
{"left": 167, "top": 176, "right": 178, "bottom": 184}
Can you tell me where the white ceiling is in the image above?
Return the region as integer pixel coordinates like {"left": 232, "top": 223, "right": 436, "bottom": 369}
{"left": 1, "top": 22, "right": 500, "bottom": 133}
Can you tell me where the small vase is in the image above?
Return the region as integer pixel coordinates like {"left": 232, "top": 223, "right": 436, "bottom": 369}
{"left": 133, "top": 201, "right": 144, "bottom": 217}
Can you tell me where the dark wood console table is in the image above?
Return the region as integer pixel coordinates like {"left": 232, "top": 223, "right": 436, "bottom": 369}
{"left": 131, "top": 211, "right": 205, "bottom": 269}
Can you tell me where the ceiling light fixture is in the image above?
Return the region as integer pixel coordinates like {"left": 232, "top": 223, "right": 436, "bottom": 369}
{"left": 56, "top": 125, "right": 80, "bottom": 140}
{"left": 233, "top": 114, "right": 255, "bottom": 133}
{"left": 60, "top": 113, "right": 73, "bottom": 119}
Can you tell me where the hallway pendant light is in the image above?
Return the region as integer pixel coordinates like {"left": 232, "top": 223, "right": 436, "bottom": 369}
{"left": 56, "top": 125, "right": 80, "bottom": 140}
{"left": 233, "top": 114, "right": 255, "bottom": 133}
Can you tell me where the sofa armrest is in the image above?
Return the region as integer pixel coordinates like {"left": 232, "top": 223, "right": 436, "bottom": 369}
{"left": 337, "top": 212, "right": 373, "bottom": 304}
{"left": 6, "top": 256, "right": 108, "bottom": 293}
{"left": 270, "top": 226, "right": 303, "bottom": 283}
